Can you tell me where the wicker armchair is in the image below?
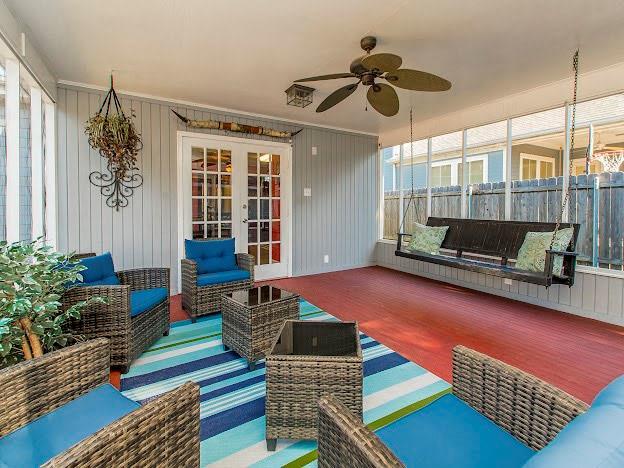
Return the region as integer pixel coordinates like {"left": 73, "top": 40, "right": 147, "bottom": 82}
{"left": 62, "top": 253, "right": 170, "bottom": 373}
{"left": 317, "top": 345, "right": 589, "bottom": 468}
{"left": 0, "top": 339, "right": 200, "bottom": 467}
{"left": 181, "top": 252, "right": 255, "bottom": 321}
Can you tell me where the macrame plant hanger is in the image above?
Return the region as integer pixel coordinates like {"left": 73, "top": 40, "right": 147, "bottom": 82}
{"left": 550, "top": 49, "right": 580, "bottom": 249}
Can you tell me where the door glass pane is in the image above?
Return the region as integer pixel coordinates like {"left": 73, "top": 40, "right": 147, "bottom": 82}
{"left": 248, "top": 199, "right": 257, "bottom": 220}
{"left": 248, "top": 222, "right": 258, "bottom": 243}
{"left": 192, "top": 223, "right": 204, "bottom": 239}
{"left": 220, "top": 149, "right": 232, "bottom": 173}
{"left": 192, "top": 199, "right": 204, "bottom": 222}
{"left": 271, "top": 177, "right": 280, "bottom": 197}
{"left": 272, "top": 243, "right": 281, "bottom": 263}
{"left": 260, "top": 176, "right": 270, "bottom": 197}
{"left": 260, "top": 221, "right": 269, "bottom": 242}
{"left": 221, "top": 223, "right": 232, "bottom": 238}
{"left": 272, "top": 200, "right": 280, "bottom": 219}
{"left": 260, "top": 199, "right": 269, "bottom": 219}
{"left": 248, "top": 152, "right": 258, "bottom": 174}
{"left": 272, "top": 221, "right": 281, "bottom": 241}
{"left": 259, "top": 154, "right": 270, "bottom": 174}
{"left": 192, "top": 147, "right": 204, "bottom": 170}
{"left": 206, "top": 199, "right": 218, "bottom": 221}
{"left": 248, "top": 176, "right": 258, "bottom": 197}
{"left": 221, "top": 199, "right": 232, "bottom": 221}
{"left": 259, "top": 244, "right": 270, "bottom": 264}
{"left": 206, "top": 174, "right": 218, "bottom": 196}
{"left": 248, "top": 244, "right": 258, "bottom": 263}
{"left": 192, "top": 174, "right": 204, "bottom": 196}
{"left": 220, "top": 175, "right": 232, "bottom": 196}
{"left": 271, "top": 154, "right": 280, "bottom": 175}
{"left": 206, "top": 224, "right": 219, "bottom": 239}
{"left": 206, "top": 149, "right": 218, "bottom": 172}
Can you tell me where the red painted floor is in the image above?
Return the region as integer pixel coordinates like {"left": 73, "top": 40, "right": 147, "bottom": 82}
{"left": 114, "top": 266, "right": 624, "bottom": 402}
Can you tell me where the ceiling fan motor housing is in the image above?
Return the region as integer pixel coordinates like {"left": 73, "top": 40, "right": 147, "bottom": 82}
{"left": 360, "top": 36, "right": 377, "bottom": 53}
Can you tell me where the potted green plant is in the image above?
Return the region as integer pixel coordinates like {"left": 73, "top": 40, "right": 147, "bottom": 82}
{"left": 0, "top": 239, "right": 103, "bottom": 367}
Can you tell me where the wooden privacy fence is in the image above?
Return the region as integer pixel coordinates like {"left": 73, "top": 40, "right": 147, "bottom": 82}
{"left": 384, "top": 171, "right": 624, "bottom": 270}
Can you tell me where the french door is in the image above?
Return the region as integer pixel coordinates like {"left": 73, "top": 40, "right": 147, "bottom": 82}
{"left": 178, "top": 133, "right": 291, "bottom": 282}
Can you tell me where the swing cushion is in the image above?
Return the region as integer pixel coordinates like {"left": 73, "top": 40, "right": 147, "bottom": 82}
{"left": 516, "top": 228, "right": 574, "bottom": 276}
{"left": 407, "top": 223, "right": 449, "bottom": 255}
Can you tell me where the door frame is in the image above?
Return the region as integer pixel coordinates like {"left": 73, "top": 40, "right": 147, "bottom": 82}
{"left": 176, "top": 131, "right": 293, "bottom": 290}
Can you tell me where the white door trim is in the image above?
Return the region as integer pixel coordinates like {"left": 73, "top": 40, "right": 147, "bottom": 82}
{"left": 176, "top": 131, "right": 293, "bottom": 290}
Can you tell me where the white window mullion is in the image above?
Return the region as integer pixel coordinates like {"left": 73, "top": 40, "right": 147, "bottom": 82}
{"left": 44, "top": 100, "right": 56, "bottom": 248}
{"left": 426, "top": 138, "right": 432, "bottom": 218}
{"left": 5, "top": 59, "right": 20, "bottom": 243}
{"left": 562, "top": 102, "right": 571, "bottom": 223}
{"left": 460, "top": 129, "right": 467, "bottom": 218}
{"left": 505, "top": 119, "right": 512, "bottom": 220}
{"left": 30, "top": 87, "right": 43, "bottom": 238}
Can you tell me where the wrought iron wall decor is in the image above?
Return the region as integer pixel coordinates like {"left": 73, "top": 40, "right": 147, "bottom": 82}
{"left": 171, "top": 110, "right": 302, "bottom": 139}
{"left": 85, "top": 76, "right": 143, "bottom": 210}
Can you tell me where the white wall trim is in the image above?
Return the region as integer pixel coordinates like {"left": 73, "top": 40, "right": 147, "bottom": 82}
{"left": 58, "top": 79, "right": 378, "bottom": 138}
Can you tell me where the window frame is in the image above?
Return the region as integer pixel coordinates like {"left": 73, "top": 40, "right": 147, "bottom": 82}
{"left": 519, "top": 153, "right": 555, "bottom": 180}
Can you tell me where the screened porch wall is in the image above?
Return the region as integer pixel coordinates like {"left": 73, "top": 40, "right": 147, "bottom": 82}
{"left": 56, "top": 84, "right": 379, "bottom": 293}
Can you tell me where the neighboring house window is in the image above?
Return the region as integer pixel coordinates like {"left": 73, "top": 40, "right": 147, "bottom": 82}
{"left": 431, "top": 163, "right": 452, "bottom": 187}
{"left": 571, "top": 159, "right": 603, "bottom": 175}
{"left": 520, "top": 153, "right": 554, "bottom": 180}
{"left": 431, "top": 154, "right": 489, "bottom": 187}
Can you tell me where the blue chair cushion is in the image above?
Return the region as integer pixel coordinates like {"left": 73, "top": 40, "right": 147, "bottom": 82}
{"left": 376, "top": 393, "right": 535, "bottom": 468}
{"left": 524, "top": 374, "right": 624, "bottom": 468}
{"left": 130, "top": 287, "right": 168, "bottom": 317}
{"left": 185, "top": 238, "right": 236, "bottom": 275}
{"left": 197, "top": 268, "right": 250, "bottom": 287}
{"left": 78, "top": 252, "right": 120, "bottom": 286}
{"left": 0, "top": 383, "right": 139, "bottom": 467}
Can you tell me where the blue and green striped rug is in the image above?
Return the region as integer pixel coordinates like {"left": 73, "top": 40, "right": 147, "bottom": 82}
{"left": 121, "top": 300, "right": 450, "bottom": 467}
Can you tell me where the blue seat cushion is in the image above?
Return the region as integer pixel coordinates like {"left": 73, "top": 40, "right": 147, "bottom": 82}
{"left": 197, "top": 268, "right": 250, "bottom": 287}
{"left": 376, "top": 393, "right": 535, "bottom": 468}
{"left": 524, "top": 374, "right": 624, "bottom": 468}
{"left": 185, "top": 238, "right": 236, "bottom": 274}
{"left": 130, "top": 287, "right": 168, "bottom": 317}
{"left": 78, "top": 252, "right": 120, "bottom": 286}
{"left": 0, "top": 383, "right": 139, "bottom": 467}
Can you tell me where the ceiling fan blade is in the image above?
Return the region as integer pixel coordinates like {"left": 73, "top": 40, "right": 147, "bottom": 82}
{"left": 367, "top": 83, "right": 399, "bottom": 117}
{"left": 362, "top": 53, "right": 402, "bottom": 73}
{"left": 316, "top": 83, "right": 359, "bottom": 112}
{"left": 294, "top": 73, "right": 356, "bottom": 82}
{"left": 385, "top": 69, "right": 452, "bottom": 91}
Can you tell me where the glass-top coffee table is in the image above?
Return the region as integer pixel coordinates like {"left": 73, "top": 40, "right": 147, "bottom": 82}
{"left": 221, "top": 286, "right": 300, "bottom": 370}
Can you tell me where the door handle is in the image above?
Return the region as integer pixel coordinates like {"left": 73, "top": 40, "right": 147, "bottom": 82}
{"left": 242, "top": 219, "right": 248, "bottom": 223}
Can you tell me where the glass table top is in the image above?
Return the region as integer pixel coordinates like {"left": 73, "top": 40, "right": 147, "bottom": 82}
{"left": 226, "top": 285, "right": 298, "bottom": 307}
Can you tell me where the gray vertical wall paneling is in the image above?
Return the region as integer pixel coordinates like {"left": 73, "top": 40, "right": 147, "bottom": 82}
{"left": 375, "top": 241, "right": 624, "bottom": 326}
{"left": 57, "top": 84, "right": 378, "bottom": 290}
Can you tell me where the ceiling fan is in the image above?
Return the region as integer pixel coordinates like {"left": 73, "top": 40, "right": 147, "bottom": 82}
{"left": 293, "top": 36, "right": 451, "bottom": 117}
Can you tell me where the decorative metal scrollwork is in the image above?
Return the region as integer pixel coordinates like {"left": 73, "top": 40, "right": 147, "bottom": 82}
{"left": 89, "top": 162, "right": 143, "bottom": 211}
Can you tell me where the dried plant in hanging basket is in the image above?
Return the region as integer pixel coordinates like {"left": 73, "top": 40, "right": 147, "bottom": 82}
{"left": 85, "top": 77, "right": 144, "bottom": 210}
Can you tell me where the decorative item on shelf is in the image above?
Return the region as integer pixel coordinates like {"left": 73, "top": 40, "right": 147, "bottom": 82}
{"left": 285, "top": 83, "right": 314, "bottom": 108}
{"left": 0, "top": 239, "right": 105, "bottom": 367}
{"left": 85, "top": 75, "right": 144, "bottom": 210}
{"left": 171, "top": 110, "right": 302, "bottom": 140}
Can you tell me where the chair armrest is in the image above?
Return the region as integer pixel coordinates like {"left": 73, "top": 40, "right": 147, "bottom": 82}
{"left": 44, "top": 381, "right": 200, "bottom": 467}
{"left": 118, "top": 267, "right": 170, "bottom": 291}
{"left": 236, "top": 253, "right": 255, "bottom": 282}
{"left": 0, "top": 338, "right": 110, "bottom": 436}
{"left": 181, "top": 259, "right": 198, "bottom": 292}
{"left": 62, "top": 285, "right": 131, "bottom": 337}
{"left": 317, "top": 395, "right": 404, "bottom": 468}
{"left": 452, "top": 345, "right": 588, "bottom": 451}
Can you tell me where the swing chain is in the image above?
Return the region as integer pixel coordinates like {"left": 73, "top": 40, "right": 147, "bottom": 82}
{"left": 399, "top": 108, "right": 416, "bottom": 232}
{"left": 550, "top": 49, "right": 579, "bottom": 249}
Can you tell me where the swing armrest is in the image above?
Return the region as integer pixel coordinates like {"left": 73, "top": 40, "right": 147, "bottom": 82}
{"left": 396, "top": 232, "right": 413, "bottom": 251}
{"left": 544, "top": 250, "right": 578, "bottom": 278}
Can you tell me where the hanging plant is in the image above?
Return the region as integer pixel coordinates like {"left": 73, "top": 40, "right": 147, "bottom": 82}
{"left": 85, "top": 76, "right": 143, "bottom": 210}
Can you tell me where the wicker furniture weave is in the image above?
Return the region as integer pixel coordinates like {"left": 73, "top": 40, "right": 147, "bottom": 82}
{"left": 0, "top": 338, "right": 200, "bottom": 467}
{"left": 61, "top": 253, "right": 170, "bottom": 373}
{"left": 265, "top": 320, "right": 363, "bottom": 451}
{"left": 317, "top": 345, "right": 589, "bottom": 468}
{"left": 222, "top": 286, "right": 300, "bottom": 370}
{"left": 181, "top": 253, "right": 254, "bottom": 321}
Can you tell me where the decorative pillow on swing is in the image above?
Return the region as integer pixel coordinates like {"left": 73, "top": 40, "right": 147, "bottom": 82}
{"left": 407, "top": 223, "right": 449, "bottom": 255}
{"left": 516, "top": 228, "right": 574, "bottom": 277}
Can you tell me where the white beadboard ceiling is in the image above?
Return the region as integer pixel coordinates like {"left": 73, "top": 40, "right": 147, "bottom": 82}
{"left": 7, "top": 0, "right": 624, "bottom": 137}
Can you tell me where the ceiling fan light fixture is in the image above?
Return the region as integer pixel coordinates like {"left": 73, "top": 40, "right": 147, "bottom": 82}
{"left": 285, "top": 84, "right": 315, "bottom": 108}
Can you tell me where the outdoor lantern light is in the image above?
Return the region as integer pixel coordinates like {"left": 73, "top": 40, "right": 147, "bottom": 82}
{"left": 285, "top": 84, "right": 315, "bottom": 108}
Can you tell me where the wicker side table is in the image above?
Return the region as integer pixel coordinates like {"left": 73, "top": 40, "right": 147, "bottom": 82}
{"left": 221, "top": 286, "right": 300, "bottom": 370}
{"left": 265, "top": 320, "right": 363, "bottom": 451}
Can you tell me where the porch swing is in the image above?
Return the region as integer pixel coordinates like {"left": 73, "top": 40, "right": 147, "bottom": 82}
{"left": 395, "top": 51, "right": 582, "bottom": 287}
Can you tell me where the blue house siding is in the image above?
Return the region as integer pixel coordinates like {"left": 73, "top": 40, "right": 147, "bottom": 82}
{"left": 401, "top": 163, "right": 427, "bottom": 190}
{"left": 487, "top": 150, "right": 504, "bottom": 182}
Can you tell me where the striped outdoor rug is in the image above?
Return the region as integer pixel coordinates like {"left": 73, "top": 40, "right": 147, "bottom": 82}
{"left": 121, "top": 300, "right": 450, "bottom": 467}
